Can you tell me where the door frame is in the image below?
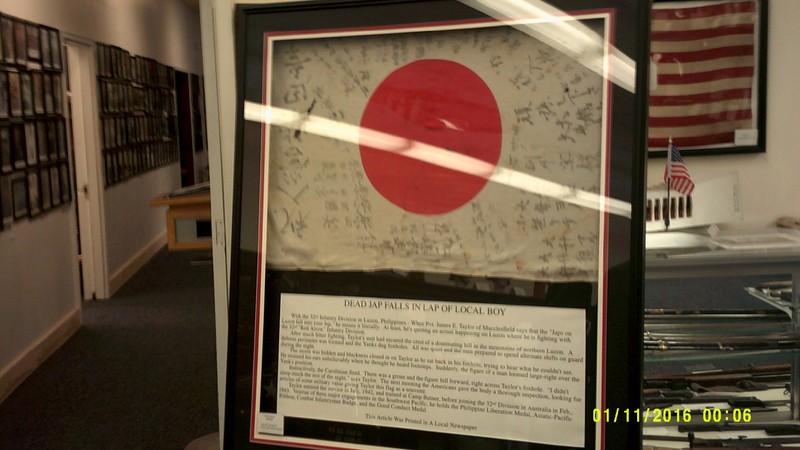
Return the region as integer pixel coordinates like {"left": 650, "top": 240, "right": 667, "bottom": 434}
{"left": 64, "top": 35, "right": 109, "bottom": 300}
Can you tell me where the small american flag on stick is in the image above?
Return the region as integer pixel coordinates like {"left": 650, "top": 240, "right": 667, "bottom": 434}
{"left": 665, "top": 141, "right": 695, "bottom": 196}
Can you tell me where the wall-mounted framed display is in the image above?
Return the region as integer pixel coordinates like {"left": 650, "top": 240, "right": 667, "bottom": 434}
{"left": 0, "top": 71, "right": 8, "bottom": 119}
{"left": 0, "top": 16, "right": 15, "bottom": 64}
{"left": 21, "top": 71, "right": 32, "bottom": 116}
{"left": 226, "top": 1, "right": 648, "bottom": 449}
{"left": 10, "top": 170, "right": 27, "bottom": 219}
{"left": 8, "top": 70, "right": 21, "bottom": 117}
{"left": 0, "top": 13, "right": 70, "bottom": 233}
{"left": 0, "top": 126, "right": 10, "bottom": 173}
{"left": 0, "top": 173, "right": 13, "bottom": 228}
{"left": 647, "top": 0, "right": 768, "bottom": 157}
{"left": 25, "top": 168, "right": 40, "bottom": 217}
{"left": 13, "top": 20, "right": 25, "bottom": 66}
{"left": 24, "top": 122, "right": 36, "bottom": 166}
{"left": 25, "top": 23, "right": 40, "bottom": 63}
{"left": 95, "top": 42, "right": 179, "bottom": 187}
{"left": 11, "top": 123, "right": 24, "bottom": 169}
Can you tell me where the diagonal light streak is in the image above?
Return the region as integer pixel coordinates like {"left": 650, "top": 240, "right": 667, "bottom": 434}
{"left": 245, "top": 101, "right": 632, "bottom": 218}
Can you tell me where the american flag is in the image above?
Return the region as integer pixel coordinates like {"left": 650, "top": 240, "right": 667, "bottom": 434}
{"left": 664, "top": 142, "right": 694, "bottom": 196}
{"left": 649, "top": 0, "right": 758, "bottom": 149}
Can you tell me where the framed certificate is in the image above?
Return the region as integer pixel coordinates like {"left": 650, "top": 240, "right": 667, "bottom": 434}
{"left": 228, "top": 1, "right": 647, "bottom": 449}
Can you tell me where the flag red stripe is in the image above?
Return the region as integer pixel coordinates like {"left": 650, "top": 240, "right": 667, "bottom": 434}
{"left": 655, "top": 45, "right": 753, "bottom": 64}
{"left": 650, "top": 88, "right": 751, "bottom": 107}
{"left": 649, "top": 132, "right": 738, "bottom": 148}
{"left": 652, "top": 1, "right": 756, "bottom": 21}
{"left": 649, "top": 109, "right": 752, "bottom": 127}
{"left": 657, "top": 66, "right": 754, "bottom": 84}
{"left": 651, "top": 24, "right": 755, "bottom": 42}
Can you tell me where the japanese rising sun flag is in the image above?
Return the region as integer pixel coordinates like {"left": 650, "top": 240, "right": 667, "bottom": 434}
{"left": 649, "top": 0, "right": 759, "bottom": 149}
{"left": 258, "top": 17, "right": 612, "bottom": 282}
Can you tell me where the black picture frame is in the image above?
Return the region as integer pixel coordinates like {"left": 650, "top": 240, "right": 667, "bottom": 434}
{"left": 647, "top": 0, "right": 769, "bottom": 157}
{"left": 1, "top": 173, "right": 13, "bottom": 228}
{"left": 43, "top": 72, "right": 53, "bottom": 114}
{"left": 11, "top": 123, "right": 25, "bottom": 169}
{"left": 52, "top": 74, "right": 62, "bottom": 115}
{"left": 227, "top": 1, "right": 648, "bottom": 449}
{"left": 46, "top": 120, "right": 57, "bottom": 160}
{"left": 39, "top": 166, "right": 51, "bottom": 212}
{"left": 26, "top": 168, "right": 40, "bottom": 217}
{"left": 59, "top": 161, "right": 70, "bottom": 203}
{"left": 36, "top": 121, "right": 48, "bottom": 163}
{"left": 13, "top": 19, "right": 26, "bottom": 66}
{"left": 1, "top": 16, "right": 15, "bottom": 64}
{"left": 49, "top": 28, "right": 61, "bottom": 70}
{"left": 0, "top": 71, "right": 8, "bottom": 119}
{"left": 33, "top": 71, "right": 44, "bottom": 114}
{"left": 8, "top": 70, "right": 22, "bottom": 117}
{"left": 21, "top": 71, "right": 33, "bottom": 116}
{"left": 26, "top": 23, "right": 40, "bottom": 63}
{"left": 49, "top": 164, "right": 61, "bottom": 207}
{"left": 0, "top": 126, "right": 11, "bottom": 173}
{"left": 40, "top": 27, "right": 51, "bottom": 69}
{"left": 57, "top": 119, "right": 67, "bottom": 159}
{"left": 24, "top": 122, "right": 36, "bottom": 166}
{"left": 10, "top": 171, "right": 27, "bottom": 220}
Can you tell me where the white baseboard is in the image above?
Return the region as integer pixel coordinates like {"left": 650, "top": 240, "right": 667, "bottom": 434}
{"left": 0, "top": 308, "right": 81, "bottom": 404}
{"left": 108, "top": 230, "right": 167, "bottom": 297}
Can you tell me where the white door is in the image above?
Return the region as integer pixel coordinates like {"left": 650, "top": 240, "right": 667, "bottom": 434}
{"left": 65, "top": 39, "right": 108, "bottom": 300}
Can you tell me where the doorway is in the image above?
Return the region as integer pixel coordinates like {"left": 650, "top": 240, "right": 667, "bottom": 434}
{"left": 64, "top": 38, "right": 108, "bottom": 300}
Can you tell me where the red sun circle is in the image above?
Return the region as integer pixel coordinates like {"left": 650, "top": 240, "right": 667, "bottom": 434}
{"left": 359, "top": 59, "right": 502, "bottom": 215}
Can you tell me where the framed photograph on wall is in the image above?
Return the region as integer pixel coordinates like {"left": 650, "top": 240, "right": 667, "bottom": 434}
{"left": 49, "top": 164, "right": 61, "bottom": 207}
{"left": 647, "top": 0, "right": 768, "bottom": 156}
{"left": 13, "top": 19, "right": 26, "bottom": 66}
{"left": 59, "top": 161, "right": 69, "bottom": 203}
{"left": 40, "top": 27, "right": 51, "bottom": 69}
{"left": 33, "top": 71, "right": 44, "bottom": 114}
{"left": 50, "top": 29, "right": 61, "bottom": 70}
{"left": 1, "top": 173, "right": 13, "bottom": 228}
{"left": 227, "top": 1, "right": 648, "bottom": 450}
{"left": 0, "top": 71, "right": 8, "bottom": 119}
{"left": 21, "top": 71, "right": 33, "bottom": 116}
{"left": 11, "top": 123, "right": 25, "bottom": 169}
{"left": 1, "top": 16, "right": 15, "bottom": 64}
{"left": 53, "top": 74, "right": 62, "bottom": 115}
{"left": 8, "top": 70, "right": 22, "bottom": 117}
{"left": 26, "top": 23, "right": 40, "bottom": 63}
{"left": 46, "top": 120, "right": 57, "bottom": 160}
{"left": 10, "top": 171, "right": 27, "bottom": 220}
{"left": 26, "top": 168, "right": 40, "bottom": 217}
{"left": 43, "top": 72, "right": 53, "bottom": 114}
{"left": 0, "top": 126, "right": 11, "bottom": 173}
{"left": 37, "top": 121, "right": 48, "bottom": 163}
{"left": 39, "top": 166, "right": 51, "bottom": 212}
{"left": 24, "top": 122, "right": 36, "bottom": 166}
{"left": 57, "top": 119, "right": 66, "bottom": 159}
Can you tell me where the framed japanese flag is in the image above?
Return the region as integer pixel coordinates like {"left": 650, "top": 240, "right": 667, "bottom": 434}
{"left": 227, "top": 1, "right": 648, "bottom": 449}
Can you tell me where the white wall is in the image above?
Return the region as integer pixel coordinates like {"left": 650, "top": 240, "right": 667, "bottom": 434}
{"left": 0, "top": 0, "right": 202, "bottom": 398}
{"left": 0, "top": 208, "right": 80, "bottom": 370}
{"left": 104, "top": 167, "right": 182, "bottom": 275}
{"left": 646, "top": 0, "right": 800, "bottom": 230}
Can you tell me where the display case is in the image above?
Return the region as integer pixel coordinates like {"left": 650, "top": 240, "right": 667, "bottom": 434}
{"left": 642, "top": 230, "right": 800, "bottom": 449}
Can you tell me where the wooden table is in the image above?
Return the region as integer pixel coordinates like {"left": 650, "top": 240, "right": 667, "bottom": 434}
{"left": 149, "top": 192, "right": 212, "bottom": 251}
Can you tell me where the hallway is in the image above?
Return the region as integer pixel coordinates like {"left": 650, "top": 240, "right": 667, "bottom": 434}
{"left": 0, "top": 249, "right": 218, "bottom": 449}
